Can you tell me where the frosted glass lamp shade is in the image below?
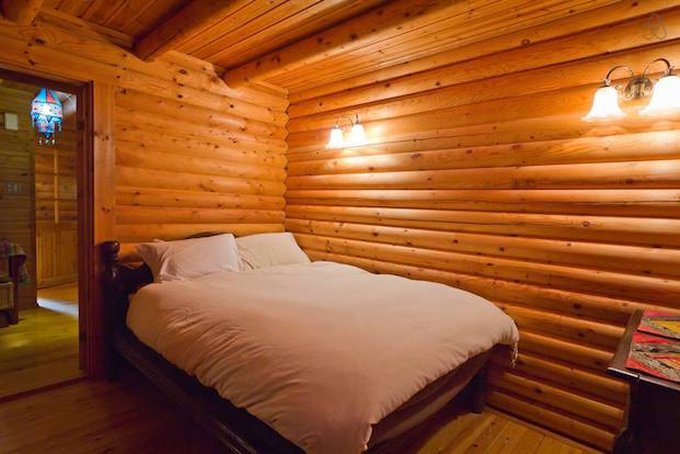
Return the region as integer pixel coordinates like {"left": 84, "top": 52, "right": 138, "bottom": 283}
{"left": 326, "top": 125, "right": 345, "bottom": 148}
{"left": 582, "top": 85, "right": 626, "bottom": 122}
{"left": 639, "top": 75, "right": 680, "bottom": 117}
{"left": 347, "top": 122, "right": 367, "bottom": 147}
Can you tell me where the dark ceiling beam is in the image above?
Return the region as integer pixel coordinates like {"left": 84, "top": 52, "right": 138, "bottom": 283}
{"left": 134, "top": 0, "right": 250, "bottom": 61}
{"left": 2, "top": 0, "right": 44, "bottom": 24}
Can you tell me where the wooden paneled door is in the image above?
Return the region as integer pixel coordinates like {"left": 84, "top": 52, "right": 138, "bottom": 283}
{"left": 36, "top": 223, "right": 77, "bottom": 287}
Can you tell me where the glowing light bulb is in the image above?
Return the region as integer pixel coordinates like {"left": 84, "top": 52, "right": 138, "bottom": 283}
{"left": 326, "top": 125, "right": 345, "bottom": 149}
{"left": 347, "top": 122, "right": 367, "bottom": 147}
{"left": 639, "top": 75, "right": 680, "bottom": 117}
{"left": 582, "top": 85, "right": 626, "bottom": 122}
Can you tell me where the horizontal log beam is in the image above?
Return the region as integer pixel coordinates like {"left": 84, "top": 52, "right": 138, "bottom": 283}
{"left": 487, "top": 389, "right": 614, "bottom": 451}
{"left": 116, "top": 224, "right": 285, "bottom": 244}
{"left": 116, "top": 88, "right": 287, "bottom": 140}
{"left": 284, "top": 188, "right": 680, "bottom": 218}
{"left": 287, "top": 130, "right": 680, "bottom": 176}
{"left": 134, "top": 0, "right": 248, "bottom": 61}
{"left": 285, "top": 219, "right": 680, "bottom": 280}
{"left": 286, "top": 159, "right": 680, "bottom": 190}
{"left": 294, "top": 233, "right": 680, "bottom": 308}
{"left": 488, "top": 369, "right": 624, "bottom": 429}
{"left": 223, "top": 0, "right": 488, "bottom": 86}
{"left": 115, "top": 206, "right": 285, "bottom": 225}
{"left": 115, "top": 147, "right": 286, "bottom": 182}
{"left": 490, "top": 351, "right": 628, "bottom": 405}
{"left": 116, "top": 187, "right": 285, "bottom": 211}
{"left": 285, "top": 204, "right": 680, "bottom": 248}
{"left": 303, "top": 249, "right": 653, "bottom": 325}
{"left": 117, "top": 166, "right": 286, "bottom": 197}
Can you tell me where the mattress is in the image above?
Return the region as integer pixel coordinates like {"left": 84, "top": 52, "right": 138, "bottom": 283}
{"left": 127, "top": 261, "right": 519, "bottom": 453}
{"left": 369, "top": 349, "right": 491, "bottom": 448}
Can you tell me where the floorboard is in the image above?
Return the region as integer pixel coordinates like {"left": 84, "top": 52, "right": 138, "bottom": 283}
{"left": 0, "top": 283, "right": 81, "bottom": 399}
{"left": 0, "top": 373, "right": 598, "bottom": 453}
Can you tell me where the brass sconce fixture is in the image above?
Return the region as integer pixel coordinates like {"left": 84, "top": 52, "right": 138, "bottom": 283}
{"left": 583, "top": 58, "right": 680, "bottom": 122}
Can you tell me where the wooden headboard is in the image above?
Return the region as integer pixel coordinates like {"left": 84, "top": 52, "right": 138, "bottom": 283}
{"left": 101, "top": 240, "right": 153, "bottom": 329}
{"left": 101, "top": 232, "right": 226, "bottom": 328}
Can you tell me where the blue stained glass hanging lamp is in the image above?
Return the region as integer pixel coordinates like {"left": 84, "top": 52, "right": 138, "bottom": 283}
{"left": 31, "top": 87, "right": 63, "bottom": 146}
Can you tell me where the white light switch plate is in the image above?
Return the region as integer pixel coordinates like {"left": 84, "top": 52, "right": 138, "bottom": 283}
{"left": 3, "top": 112, "right": 18, "bottom": 130}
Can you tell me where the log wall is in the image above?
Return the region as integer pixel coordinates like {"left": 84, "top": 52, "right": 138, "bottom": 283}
{"left": 0, "top": 84, "right": 36, "bottom": 309}
{"left": 285, "top": 4, "right": 680, "bottom": 450}
{"left": 0, "top": 13, "right": 289, "bottom": 261}
{"left": 113, "top": 81, "right": 288, "bottom": 258}
{"left": 0, "top": 13, "right": 288, "bottom": 374}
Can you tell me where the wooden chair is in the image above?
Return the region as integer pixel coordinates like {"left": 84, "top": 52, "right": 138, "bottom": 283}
{"left": 0, "top": 242, "right": 27, "bottom": 325}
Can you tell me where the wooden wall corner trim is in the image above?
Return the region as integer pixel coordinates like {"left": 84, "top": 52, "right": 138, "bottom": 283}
{"left": 88, "top": 81, "right": 116, "bottom": 378}
{"left": 93, "top": 82, "right": 116, "bottom": 242}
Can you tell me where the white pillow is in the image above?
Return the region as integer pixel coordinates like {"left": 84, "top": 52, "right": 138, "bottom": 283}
{"left": 136, "top": 234, "right": 241, "bottom": 283}
{"left": 236, "top": 232, "right": 310, "bottom": 270}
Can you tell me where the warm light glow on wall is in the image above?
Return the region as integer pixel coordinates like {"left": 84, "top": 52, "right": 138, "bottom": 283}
{"left": 583, "top": 58, "right": 680, "bottom": 122}
{"left": 326, "top": 115, "right": 368, "bottom": 149}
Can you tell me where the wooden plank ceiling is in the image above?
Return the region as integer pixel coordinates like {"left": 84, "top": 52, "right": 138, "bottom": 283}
{"left": 37, "top": 0, "right": 391, "bottom": 74}
{"left": 41, "top": 0, "right": 189, "bottom": 38}
{"left": 32, "top": 0, "right": 620, "bottom": 93}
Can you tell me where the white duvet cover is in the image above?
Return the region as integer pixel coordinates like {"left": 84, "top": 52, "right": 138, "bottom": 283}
{"left": 127, "top": 261, "right": 518, "bottom": 453}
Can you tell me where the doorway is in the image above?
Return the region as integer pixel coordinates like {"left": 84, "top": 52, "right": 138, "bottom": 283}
{"left": 0, "top": 71, "right": 84, "bottom": 398}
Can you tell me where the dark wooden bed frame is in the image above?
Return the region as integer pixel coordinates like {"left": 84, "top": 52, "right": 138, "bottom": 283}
{"left": 101, "top": 237, "right": 488, "bottom": 453}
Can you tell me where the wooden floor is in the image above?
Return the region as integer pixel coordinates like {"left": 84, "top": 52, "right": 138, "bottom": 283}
{"left": 0, "top": 372, "right": 597, "bottom": 454}
{"left": 418, "top": 410, "right": 595, "bottom": 454}
{"left": 0, "top": 283, "right": 81, "bottom": 399}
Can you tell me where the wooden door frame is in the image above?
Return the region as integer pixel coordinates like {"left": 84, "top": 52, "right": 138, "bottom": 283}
{"left": 0, "top": 67, "right": 103, "bottom": 378}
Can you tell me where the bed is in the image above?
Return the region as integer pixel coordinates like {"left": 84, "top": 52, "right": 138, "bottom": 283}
{"left": 102, "top": 234, "right": 518, "bottom": 453}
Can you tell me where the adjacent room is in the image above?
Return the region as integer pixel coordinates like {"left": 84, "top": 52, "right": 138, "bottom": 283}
{"left": 0, "top": 74, "right": 82, "bottom": 399}
{"left": 0, "top": 1, "right": 678, "bottom": 453}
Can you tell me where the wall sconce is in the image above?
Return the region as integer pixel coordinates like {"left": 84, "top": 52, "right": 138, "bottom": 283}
{"left": 583, "top": 58, "right": 680, "bottom": 122}
{"left": 326, "top": 114, "right": 367, "bottom": 148}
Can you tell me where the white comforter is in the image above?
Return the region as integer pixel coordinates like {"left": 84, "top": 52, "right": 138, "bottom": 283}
{"left": 127, "top": 261, "right": 518, "bottom": 453}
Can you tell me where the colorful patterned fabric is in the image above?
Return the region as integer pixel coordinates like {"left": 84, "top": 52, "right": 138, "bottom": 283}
{"left": 638, "top": 311, "right": 680, "bottom": 340}
{"left": 0, "top": 240, "right": 29, "bottom": 284}
{"left": 626, "top": 311, "right": 680, "bottom": 383}
{"left": 31, "top": 87, "right": 63, "bottom": 145}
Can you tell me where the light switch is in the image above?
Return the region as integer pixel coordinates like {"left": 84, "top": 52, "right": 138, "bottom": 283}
{"left": 3, "top": 112, "right": 18, "bottom": 131}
